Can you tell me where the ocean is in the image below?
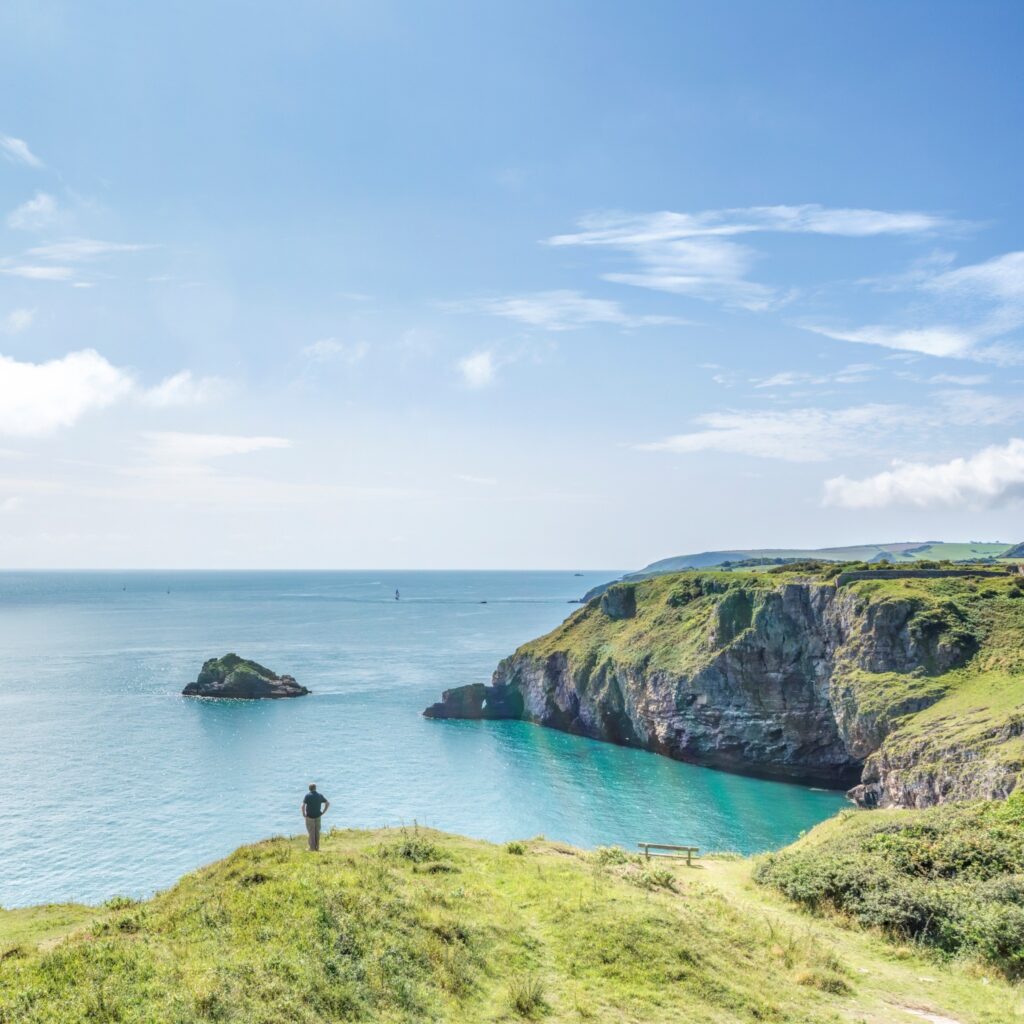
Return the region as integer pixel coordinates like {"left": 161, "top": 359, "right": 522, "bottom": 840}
{"left": 0, "top": 570, "right": 847, "bottom": 908}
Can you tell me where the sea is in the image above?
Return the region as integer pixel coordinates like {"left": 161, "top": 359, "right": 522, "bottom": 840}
{"left": 0, "top": 571, "right": 847, "bottom": 908}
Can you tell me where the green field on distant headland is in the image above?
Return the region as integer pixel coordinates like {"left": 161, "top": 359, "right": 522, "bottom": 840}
{"left": 2, "top": 824, "right": 1021, "bottom": 1024}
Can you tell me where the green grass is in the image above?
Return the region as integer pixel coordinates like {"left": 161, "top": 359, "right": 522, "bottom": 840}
{"left": 755, "top": 794, "right": 1024, "bottom": 977}
{"left": 0, "top": 903, "right": 104, "bottom": 957}
{"left": 2, "top": 826, "right": 1020, "bottom": 1023}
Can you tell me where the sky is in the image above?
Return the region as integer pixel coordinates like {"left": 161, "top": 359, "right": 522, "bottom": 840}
{"left": 1, "top": 0, "right": 1023, "bottom": 569}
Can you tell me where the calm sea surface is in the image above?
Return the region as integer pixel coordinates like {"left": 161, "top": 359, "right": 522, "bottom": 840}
{"left": 0, "top": 571, "right": 847, "bottom": 907}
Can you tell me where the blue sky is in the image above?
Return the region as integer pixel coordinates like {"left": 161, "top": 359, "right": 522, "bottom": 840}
{"left": 1, "top": 0, "right": 1023, "bottom": 568}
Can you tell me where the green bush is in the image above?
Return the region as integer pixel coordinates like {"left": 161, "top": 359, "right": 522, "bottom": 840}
{"left": 507, "top": 974, "right": 547, "bottom": 1017}
{"left": 505, "top": 841, "right": 525, "bottom": 856}
{"left": 754, "top": 794, "right": 1024, "bottom": 976}
{"left": 591, "top": 845, "right": 633, "bottom": 866}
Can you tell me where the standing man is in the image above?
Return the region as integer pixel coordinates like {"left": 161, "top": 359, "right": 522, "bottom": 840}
{"left": 301, "top": 783, "right": 329, "bottom": 852}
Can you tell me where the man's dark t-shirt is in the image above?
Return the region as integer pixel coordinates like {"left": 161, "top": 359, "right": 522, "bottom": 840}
{"left": 303, "top": 792, "right": 327, "bottom": 818}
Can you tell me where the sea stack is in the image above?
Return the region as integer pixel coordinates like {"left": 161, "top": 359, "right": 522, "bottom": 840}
{"left": 182, "top": 653, "right": 310, "bottom": 699}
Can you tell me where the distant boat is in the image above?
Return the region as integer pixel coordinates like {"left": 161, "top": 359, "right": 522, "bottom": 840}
{"left": 574, "top": 573, "right": 584, "bottom": 576}
{"left": 395, "top": 589, "right": 400, "bottom": 601}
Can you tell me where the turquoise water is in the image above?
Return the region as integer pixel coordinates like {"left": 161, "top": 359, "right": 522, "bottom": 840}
{"left": 0, "top": 571, "right": 847, "bottom": 908}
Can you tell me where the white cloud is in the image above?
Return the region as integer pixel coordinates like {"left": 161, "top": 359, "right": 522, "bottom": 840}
{"left": 28, "top": 238, "right": 153, "bottom": 261}
{"left": 140, "top": 371, "right": 224, "bottom": 408}
{"left": 142, "top": 432, "right": 291, "bottom": 462}
{"left": 546, "top": 205, "right": 946, "bottom": 312}
{"left": 301, "top": 338, "right": 369, "bottom": 364}
{"left": 451, "top": 289, "right": 687, "bottom": 331}
{"left": 636, "top": 404, "right": 902, "bottom": 462}
{"left": 7, "top": 191, "right": 58, "bottom": 230}
{"left": 753, "top": 363, "right": 874, "bottom": 389}
{"left": 0, "top": 349, "right": 133, "bottom": 436}
{"left": 0, "top": 496, "right": 21, "bottom": 513}
{"left": 455, "top": 474, "right": 498, "bottom": 486}
{"left": 456, "top": 350, "right": 497, "bottom": 388}
{"left": 804, "top": 323, "right": 976, "bottom": 359}
{"left": 1, "top": 265, "right": 74, "bottom": 281}
{"left": 809, "top": 251, "right": 1024, "bottom": 365}
{"left": 928, "top": 373, "right": 990, "bottom": 386}
{"left": 3, "top": 309, "right": 34, "bottom": 334}
{"left": 636, "top": 390, "right": 1023, "bottom": 464}
{"left": 0, "top": 135, "right": 43, "bottom": 168}
{"left": 824, "top": 438, "right": 1024, "bottom": 509}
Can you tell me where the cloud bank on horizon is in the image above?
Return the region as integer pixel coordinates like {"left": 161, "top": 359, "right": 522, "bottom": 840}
{"left": 1, "top": 1, "right": 1023, "bottom": 567}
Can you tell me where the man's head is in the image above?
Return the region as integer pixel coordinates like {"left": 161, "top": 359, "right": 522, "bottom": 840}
{"left": 309, "top": 783, "right": 317, "bottom": 792}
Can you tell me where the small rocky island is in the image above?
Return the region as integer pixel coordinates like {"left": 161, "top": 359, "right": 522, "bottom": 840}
{"left": 182, "top": 653, "right": 310, "bottom": 699}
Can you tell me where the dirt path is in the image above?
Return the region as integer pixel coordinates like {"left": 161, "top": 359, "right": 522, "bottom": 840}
{"left": 690, "top": 858, "right": 1020, "bottom": 1024}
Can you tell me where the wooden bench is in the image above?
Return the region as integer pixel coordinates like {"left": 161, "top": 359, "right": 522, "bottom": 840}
{"left": 638, "top": 842, "right": 700, "bottom": 866}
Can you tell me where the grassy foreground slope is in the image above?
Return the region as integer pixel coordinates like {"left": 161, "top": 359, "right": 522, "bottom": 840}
{"left": 1, "top": 828, "right": 1021, "bottom": 1024}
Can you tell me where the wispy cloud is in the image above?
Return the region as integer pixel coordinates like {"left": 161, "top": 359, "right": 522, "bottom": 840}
{"left": 450, "top": 289, "right": 688, "bottom": 331}
{"left": 301, "top": 338, "right": 370, "bottom": 364}
{"left": 803, "top": 323, "right": 976, "bottom": 359}
{"left": 636, "top": 405, "right": 904, "bottom": 462}
{"left": 753, "top": 363, "right": 874, "bottom": 389}
{"left": 7, "top": 191, "right": 58, "bottom": 231}
{"left": 806, "top": 250, "right": 1024, "bottom": 364}
{"left": 456, "top": 350, "right": 498, "bottom": 388}
{"left": 140, "top": 371, "right": 225, "bottom": 408}
{"left": 546, "top": 204, "right": 948, "bottom": 312}
{"left": 27, "top": 238, "right": 154, "bottom": 262}
{"left": 3, "top": 309, "right": 34, "bottom": 334}
{"left": 0, "top": 496, "right": 22, "bottom": 514}
{"left": 0, "top": 134, "right": 43, "bottom": 168}
{"left": 0, "top": 349, "right": 133, "bottom": 436}
{"left": 142, "top": 432, "right": 291, "bottom": 462}
{"left": 824, "top": 438, "right": 1024, "bottom": 509}
{"left": 455, "top": 473, "right": 498, "bottom": 486}
{"left": 1, "top": 265, "right": 75, "bottom": 281}
{"left": 636, "top": 390, "right": 1024, "bottom": 463}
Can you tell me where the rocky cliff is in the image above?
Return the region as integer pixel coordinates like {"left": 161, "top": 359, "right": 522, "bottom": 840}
{"left": 425, "top": 571, "right": 1024, "bottom": 808}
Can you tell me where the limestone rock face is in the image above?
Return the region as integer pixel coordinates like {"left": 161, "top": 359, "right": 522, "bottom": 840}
{"left": 423, "top": 576, "right": 997, "bottom": 805}
{"left": 183, "top": 654, "right": 310, "bottom": 699}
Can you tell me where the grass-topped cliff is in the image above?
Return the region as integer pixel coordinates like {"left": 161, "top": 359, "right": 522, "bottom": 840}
{"left": 427, "top": 566, "right": 1024, "bottom": 806}
{"left": 2, "top": 825, "right": 1020, "bottom": 1023}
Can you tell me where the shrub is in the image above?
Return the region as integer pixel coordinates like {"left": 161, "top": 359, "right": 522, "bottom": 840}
{"left": 507, "top": 974, "right": 547, "bottom": 1018}
{"left": 629, "top": 867, "right": 677, "bottom": 892}
{"left": 794, "top": 968, "right": 851, "bottom": 995}
{"left": 592, "top": 845, "right": 632, "bottom": 866}
{"left": 755, "top": 794, "right": 1024, "bottom": 976}
{"left": 383, "top": 831, "right": 443, "bottom": 864}
{"left": 505, "top": 841, "right": 526, "bottom": 855}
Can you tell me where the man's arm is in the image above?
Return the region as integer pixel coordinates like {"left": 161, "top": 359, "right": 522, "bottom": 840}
{"left": 300, "top": 799, "right": 307, "bottom": 817}
{"left": 322, "top": 798, "right": 330, "bottom": 814}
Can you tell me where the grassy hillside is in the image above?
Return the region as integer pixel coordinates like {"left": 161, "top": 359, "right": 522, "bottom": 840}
{"left": 755, "top": 794, "right": 1024, "bottom": 977}
{"left": 630, "top": 541, "right": 1019, "bottom": 577}
{"left": 2, "top": 826, "right": 1020, "bottom": 1024}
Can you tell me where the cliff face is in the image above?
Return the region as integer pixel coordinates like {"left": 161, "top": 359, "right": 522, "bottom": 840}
{"left": 425, "top": 572, "right": 1024, "bottom": 808}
